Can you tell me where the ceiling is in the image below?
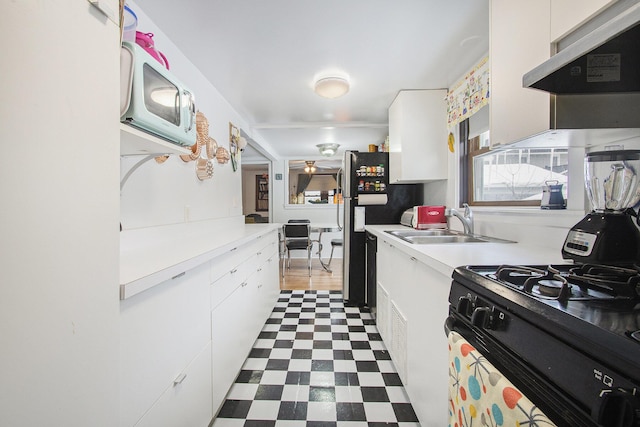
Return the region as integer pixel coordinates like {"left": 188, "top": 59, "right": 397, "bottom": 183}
{"left": 134, "top": 0, "right": 489, "bottom": 163}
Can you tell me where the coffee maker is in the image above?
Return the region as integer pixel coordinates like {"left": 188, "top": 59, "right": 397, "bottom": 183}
{"left": 562, "top": 149, "right": 640, "bottom": 266}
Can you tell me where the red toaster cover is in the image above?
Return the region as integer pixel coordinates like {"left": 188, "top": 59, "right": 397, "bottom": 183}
{"left": 414, "top": 205, "right": 446, "bottom": 229}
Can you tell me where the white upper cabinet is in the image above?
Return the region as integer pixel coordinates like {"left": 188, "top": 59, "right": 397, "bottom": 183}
{"left": 388, "top": 89, "right": 448, "bottom": 183}
{"left": 550, "top": 0, "right": 615, "bottom": 42}
{"left": 489, "top": 0, "right": 551, "bottom": 148}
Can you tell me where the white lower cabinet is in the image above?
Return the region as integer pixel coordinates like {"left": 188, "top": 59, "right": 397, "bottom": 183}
{"left": 120, "top": 263, "right": 212, "bottom": 427}
{"left": 120, "top": 228, "right": 280, "bottom": 427}
{"left": 376, "top": 239, "right": 451, "bottom": 427}
{"left": 211, "top": 231, "right": 280, "bottom": 414}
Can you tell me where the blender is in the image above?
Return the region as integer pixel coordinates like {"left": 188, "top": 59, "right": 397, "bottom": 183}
{"left": 562, "top": 149, "right": 640, "bottom": 266}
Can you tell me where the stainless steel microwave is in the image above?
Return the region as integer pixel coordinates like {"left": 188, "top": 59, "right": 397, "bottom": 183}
{"left": 120, "top": 41, "right": 196, "bottom": 147}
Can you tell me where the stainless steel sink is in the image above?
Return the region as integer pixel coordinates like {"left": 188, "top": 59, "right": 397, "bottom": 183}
{"left": 384, "top": 229, "right": 515, "bottom": 244}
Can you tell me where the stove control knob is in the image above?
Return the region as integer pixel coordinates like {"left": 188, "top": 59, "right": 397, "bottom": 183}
{"left": 456, "top": 296, "right": 474, "bottom": 317}
{"left": 597, "top": 389, "right": 640, "bottom": 427}
{"left": 470, "top": 307, "right": 493, "bottom": 329}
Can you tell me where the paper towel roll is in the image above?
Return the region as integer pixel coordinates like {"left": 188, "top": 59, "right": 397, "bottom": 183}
{"left": 358, "top": 193, "right": 388, "bottom": 205}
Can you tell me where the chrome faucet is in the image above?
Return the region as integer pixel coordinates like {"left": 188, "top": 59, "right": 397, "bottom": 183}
{"left": 446, "top": 203, "right": 474, "bottom": 234}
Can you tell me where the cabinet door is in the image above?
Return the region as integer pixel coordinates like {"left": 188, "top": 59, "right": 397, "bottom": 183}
{"left": 489, "top": 0, "right": 551, "bottom": 148}
{"left": 402, "top": 261, "right": 451, "bottom": 427}
{"left": 120, "top": 263, "right": 210, "bottom": 427}
{"left": 211, "top": 279, "right": 251, "bottom": 412}
{"left": 388, "top": 90, "right": 448, "bottom": 183}
{"left": 135, "top": 342, "right": 213, "bottom": 427}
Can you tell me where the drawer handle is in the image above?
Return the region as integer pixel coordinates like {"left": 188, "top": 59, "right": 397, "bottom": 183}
{"left": 230, "top": 247, "right": 238, "bottom": 252}
{"left": 173, "top": 373, "right": 187, "bottom": 386}
{"left": 257, "top": 251, "right": 262, "bottom": 256}
{"left": 257, "top": 268, "right": 263, "bottom": 272}
{"left": 230, "top": 268, "right": 238, "bottom": 274}
{"left": 241, "top": 281, "right": 248, "bottom": 287}
{"left": 171, "top": 272, "right": 186, "bottom": 280}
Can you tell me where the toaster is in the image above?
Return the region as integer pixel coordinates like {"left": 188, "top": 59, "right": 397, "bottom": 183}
{"left": 400, "top": 209, "right": 414, "bottom": 227}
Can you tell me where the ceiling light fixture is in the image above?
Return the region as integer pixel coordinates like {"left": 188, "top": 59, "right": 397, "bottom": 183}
{"left": 304, "top": 161, "right": 317, "bottom": 174}
{"left": 316, "top": 143, "right": 340, "bottom": 157}
{"left": 314, "top": 77, "right": 350, "bottom": 99}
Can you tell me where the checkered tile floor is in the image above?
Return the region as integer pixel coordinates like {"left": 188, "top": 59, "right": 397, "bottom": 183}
{"left": 211, "top": 290, "right": 420, "bottom": 427}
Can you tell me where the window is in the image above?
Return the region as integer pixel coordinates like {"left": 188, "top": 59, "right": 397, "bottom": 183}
{"left": 287, "top": 159, "right": 341, "bottom": 205}
{"left": 468, "top": 131, "right": 569, "bottom": 206}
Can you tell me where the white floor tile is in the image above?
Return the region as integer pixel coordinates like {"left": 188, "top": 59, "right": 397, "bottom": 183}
{"left": 386, "top": 386, "right": 412, "bottom": 403}
{"left": 363, "top": 402, "right": 397, "bottom": 422}
{"left": 260, "top": 370, "right": 289, "bottom": 385}
{"left": 357, "top": 372, "right": 386, "bottom": 387}
{"left": 270, "top": 348, "right": 294, "bottom": 359}
{"left": 287, "top": 359, "right": 312, "bottom": 372}
{"left": 311, "top": 349, "right": 334, "bottom": 360}
{"left": 309, "top": 371, "right": 335, "bottom": 387}
{"left": 306, "top": 401, "right": 337, "bottom": 422}
{"left": 280, "top": 384, "right": 310, "bottom": 402}
{"left": 351, "top": 349, "right": 375, "bottom": 361}
{"left": 226, "top": 383, "right": 259, "bottom": 400}
{"left": 242, "top": 358, "right": 268, "bottom": 370}
{"left": 246, "top": 400, "right": 281, "bottom": 420}
{"left": 332, "top": 360, "right": 357, "bottom": 372}
{"left": 334, "top": 386, "right": 363, "bottom": 403}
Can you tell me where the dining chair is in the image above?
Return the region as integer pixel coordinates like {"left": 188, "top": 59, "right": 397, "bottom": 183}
{"left": 326, "top": 238, "right": 343, "bottom": 268}
{"left": 282, "top": 223, "right": 313, "bottom": 277}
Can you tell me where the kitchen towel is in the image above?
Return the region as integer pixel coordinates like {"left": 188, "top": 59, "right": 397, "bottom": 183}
{"left": 447, "top": 331, "right": 557, "bottom": 427}
{"left": 357, "top": 193, "right": 388, "bottom": 205}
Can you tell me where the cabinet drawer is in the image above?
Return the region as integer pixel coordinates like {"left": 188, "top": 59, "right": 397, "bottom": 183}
{"left": 210, "top": 234, "right": 268, "bottom": 284}
{"left": 119, "top": 262, "right": 210, "bottom": 427}
{"left": 134, "top": 341, "right": 213, "bottom": 427}
{"left": 257, "top": 238, "right": 277, "bottom": 266}
{"left": 210, "top": 252, "right": 259, "bottom": 310}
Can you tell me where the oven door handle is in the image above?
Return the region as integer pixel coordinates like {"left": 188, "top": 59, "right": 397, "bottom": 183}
{"left": 444, "top": 315, "right": 457, "bottom": 336}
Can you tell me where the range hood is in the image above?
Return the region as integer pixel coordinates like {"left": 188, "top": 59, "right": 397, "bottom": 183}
{"left": 524, "top": 0, "right": 640, "bottom": 94}
{"left": 517, "top": 0, "right": 640, "bottom": 142}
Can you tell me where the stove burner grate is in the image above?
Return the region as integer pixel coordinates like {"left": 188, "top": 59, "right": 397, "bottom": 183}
{"left": 568, "top": 264, "right": 640, "bottom": 299}
{"left": 492, "top": 264, "right": 640, "bottom": 302}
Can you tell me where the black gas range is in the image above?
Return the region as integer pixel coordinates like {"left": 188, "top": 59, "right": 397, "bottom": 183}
{"left": 446, "top": 263, "right": 640, "bottom": 427}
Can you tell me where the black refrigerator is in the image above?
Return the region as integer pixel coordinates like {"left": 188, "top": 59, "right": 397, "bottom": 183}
{"left": 340, "top": 151, "right": 422, "bottom": 306}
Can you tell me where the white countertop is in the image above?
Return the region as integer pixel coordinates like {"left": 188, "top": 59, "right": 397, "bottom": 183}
{"left": 365, "top": 224, "right": 570, "bottom": 279}
{"left": 120, "top": 217, "right": 280, "bottom": 299}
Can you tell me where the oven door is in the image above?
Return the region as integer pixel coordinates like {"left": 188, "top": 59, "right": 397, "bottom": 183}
{"left": 447, "top": 329, "right": 557, "bottom": 427}
{"left": 445, "top": 311, "right": 600, "bottom": 427}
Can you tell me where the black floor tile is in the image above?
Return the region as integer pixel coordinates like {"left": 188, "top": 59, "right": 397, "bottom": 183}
{"left": 311, "top": 360, "right": 334, "bottom": 371}
{"left": 217, "top": 399, "right": 251, "bottom": 418}
{"left": 361, "top": 386, "right": 390, "bottom": 402}
{"left": 336, "top": 402, "right": 367, "bottom": 421}
{"left": 235, "top": 370, "right": 263, "bottom": 384}
{"left": 285, "top": 371, "right": 311, "bottom": 385}
{"left": 393, "top": 402, "right": 420, "bottom": 422}
{"left": 309, "top": 386, "right": 336, "bottom": 402}
{"left": 255, "top": 384, "right": 284, "bottom": 400}
{"left": 277, "top": 401, "right": 308, "bottom": 420}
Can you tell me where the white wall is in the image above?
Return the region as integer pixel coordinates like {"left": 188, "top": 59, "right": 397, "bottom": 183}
{"left": 1, "top": 1, "right": 120, "bottom": 426}
{"left": 121, "top": 2, "right": 257, "bottom": 230}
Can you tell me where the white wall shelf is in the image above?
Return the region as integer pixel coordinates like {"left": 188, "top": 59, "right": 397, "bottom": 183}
{"left": 120, "top": 123, "right": 191, "bottom": 156}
